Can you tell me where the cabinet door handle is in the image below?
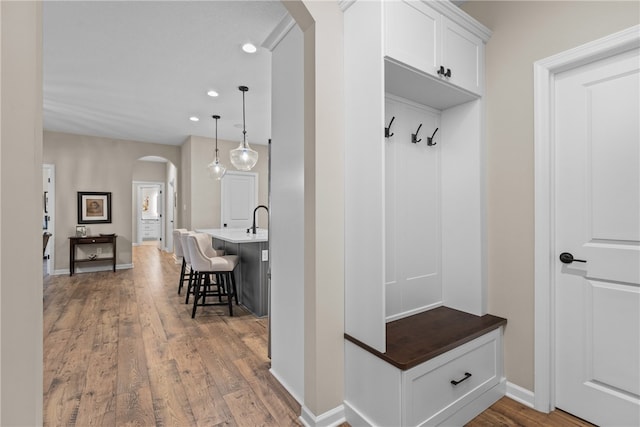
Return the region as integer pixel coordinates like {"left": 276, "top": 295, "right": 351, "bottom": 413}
{"left": 450, "top": 372, "right": 472, "bottom": 386}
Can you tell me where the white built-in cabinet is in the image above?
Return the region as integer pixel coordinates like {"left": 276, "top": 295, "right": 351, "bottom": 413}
{"left": 385, "top": 96, "right": 442, "bottom": 321}
{"left": 344, "top": 1, "right": 504, "bottom": 425}
{"left": 385, "top": 0, "right": 484, "bottom": 95}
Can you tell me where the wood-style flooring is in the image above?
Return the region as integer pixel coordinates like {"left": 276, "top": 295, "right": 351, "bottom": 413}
{"left": 467, "top": 397, "right": 595, "bottom": 427}
{"left": 44, "top": 245, "right": 595, "bottom": 427}
{"left": 44, "top": 245, "right": 300, "bottom": 426}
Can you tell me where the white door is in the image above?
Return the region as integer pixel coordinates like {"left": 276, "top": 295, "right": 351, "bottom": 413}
{"left": 137, "top": 183, "right": 163, "bottom": 246}
{"left": 221, "top": 171, "right": 258, "bottom": 229}
{"left": 441, "top": 16, "right": 482, "bottom": 95}
{"left": 554, "top": 47, "right": 639, "bottom": 426}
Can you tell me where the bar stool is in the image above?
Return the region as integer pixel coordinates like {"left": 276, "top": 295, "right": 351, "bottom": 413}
{"left": 182, "top": 231, "right": 224, "bottom": 304}
{"left": 172, "top": 228, "right": 188, "bottom": 294}
{"left": 186, "top": 233, "right": 239, "bottom": 318}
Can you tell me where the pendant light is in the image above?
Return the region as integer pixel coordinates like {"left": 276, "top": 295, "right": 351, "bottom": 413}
{"left": 230, "top": 85, "right": 258, "bottom": 171}
{"left": 207, "top": 114, "right": 226, "bottom": 180}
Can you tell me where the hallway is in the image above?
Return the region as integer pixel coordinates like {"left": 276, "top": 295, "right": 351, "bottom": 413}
{"left": 43, "top": 245, "right": 300, "bottom": 426}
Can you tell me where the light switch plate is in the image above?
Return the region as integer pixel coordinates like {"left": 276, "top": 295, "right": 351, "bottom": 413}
{"left": 262, "top": 250, "right": 269, "bottom": 262}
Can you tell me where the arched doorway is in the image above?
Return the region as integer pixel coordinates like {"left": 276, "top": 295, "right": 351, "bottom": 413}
{"left": 133, "top": 156, "right": 178, "bottom": 252}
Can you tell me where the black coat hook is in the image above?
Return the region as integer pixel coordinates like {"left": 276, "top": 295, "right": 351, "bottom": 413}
{"left": 385, "top": 116, "right": 395, "bottom": 138}
{"left": 412, "top": 123, "right": 422, "bottom": 143}
{"left": 427, "top": 127, "right": 439, "bottom": 146}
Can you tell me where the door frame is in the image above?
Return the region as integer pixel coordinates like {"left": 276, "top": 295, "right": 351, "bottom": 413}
{"left": 132, "top": 181, "right": 165, "bottom": 247}
{"left": 43, "top": 164, "right": 55, "bottom": 275}
{"left": 533, "top": 25, "right": 639, "bottom": 413}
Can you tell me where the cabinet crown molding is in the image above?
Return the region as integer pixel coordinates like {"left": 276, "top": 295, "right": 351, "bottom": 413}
{"left": 342, "top": 0, "right": 492, "bottom": 42}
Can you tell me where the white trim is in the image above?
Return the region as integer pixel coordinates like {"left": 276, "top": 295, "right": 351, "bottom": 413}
{"left": 339, "top": 0, "right": 357, "bottom": 12}
{"left": 43, "top": 164, "right": 56, "bottom": 276}
{"left": 299, "top": 405, "right": 346, "bottom": 427}
{"left": 343, "top": 401, "right": 376, "bottom": 426}
{"left": 133, "top": 181, "right": 166, "bottom": 248}
{"left": 262, "top": 14, "right": 296, "bottom": 52}
{"left": 428, "top": 0, "right": 492, "bottom": 42}
{"left": 269, "top": 367, "right": 303, "bottom": 406}
{"left": 533, "top": 24, "right": 640, "bottom": 414}
{"left": 506, "top": 382, "right": 535, "bottom": 409}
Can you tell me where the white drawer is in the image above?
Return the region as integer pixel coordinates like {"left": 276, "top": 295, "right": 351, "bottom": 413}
{"left": 402, "top": 329, "right": 501, "bottom": 426}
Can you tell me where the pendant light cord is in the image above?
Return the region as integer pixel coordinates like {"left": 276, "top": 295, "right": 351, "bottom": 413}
{"left": 213, "top": 115, "right": 220, "bottom": 161}
{"left": 242, "top": 89, "right": 247, "bottom": 147}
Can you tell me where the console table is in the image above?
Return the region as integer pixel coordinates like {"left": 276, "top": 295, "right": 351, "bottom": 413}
{"left": 69, "top": 235, "right": 117, "bottom": 276}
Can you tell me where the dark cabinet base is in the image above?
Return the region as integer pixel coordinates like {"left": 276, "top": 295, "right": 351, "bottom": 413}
{"left": 213, "top": 238, "right": 269, "bottom": 317}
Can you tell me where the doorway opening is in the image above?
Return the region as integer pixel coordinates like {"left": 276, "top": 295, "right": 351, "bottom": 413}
{"left": 534, "top": 25, "right": 639, "bottom": 426}
{"left": 43, "top": 164, "right": 55, "bottom": 275}
{"left": 133, "top": 157, "right": 178, "bottom": 252}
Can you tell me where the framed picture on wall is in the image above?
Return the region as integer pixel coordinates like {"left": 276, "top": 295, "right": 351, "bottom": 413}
{"left": 78, "top": 191, "right": 112, "bottom": 224}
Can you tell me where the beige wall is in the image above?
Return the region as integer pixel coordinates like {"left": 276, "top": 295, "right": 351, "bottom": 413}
{"left": 181, "top": 135, "right": 269, "bottom": 231}
{"left": 0, "top": 1, "right": 43, "bottom": 424}
{"left": 132, "top": 160, "right": 166, "bottom": 182}
{"left": 43, "top": 131, "right": 180, "bottom": 271}
{"left": 461, "top": 1, "right": 639, "bottom": 392}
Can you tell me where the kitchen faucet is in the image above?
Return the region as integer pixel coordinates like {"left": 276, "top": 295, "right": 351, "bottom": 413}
{"left": 249, "top": 205, "right": 269, "bottom": 234}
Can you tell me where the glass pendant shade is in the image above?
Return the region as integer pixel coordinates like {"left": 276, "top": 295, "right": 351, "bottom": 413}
{"left": 207, "top": 114, "right": 226, "bottom": 180}
{"left": 230, "top": 85, "right": 258, "bottom": 171}
{"left": 230, "top": 138, "right": 258, "bottom": 171}
{"left": 207, "top": 158, "right": 226, "bottom": 180}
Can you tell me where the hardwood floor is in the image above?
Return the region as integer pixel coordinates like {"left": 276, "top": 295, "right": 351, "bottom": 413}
{"left": 44, "top": 245, "right": 301, "bottom": 426}
{"left": 466, "top": 397, "right": 596, "bottom": 427}
{"left": 44, "top": 246, "right": 595, "bottom": 427}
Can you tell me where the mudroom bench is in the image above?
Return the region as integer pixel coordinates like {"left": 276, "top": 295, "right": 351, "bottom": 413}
{"left": 345, "top": 307, "right": 507, "bottom": 426}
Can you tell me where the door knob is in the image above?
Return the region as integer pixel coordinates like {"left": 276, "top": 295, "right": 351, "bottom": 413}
{"left": 559, "top": 252, "right": 587, "bottom": 264}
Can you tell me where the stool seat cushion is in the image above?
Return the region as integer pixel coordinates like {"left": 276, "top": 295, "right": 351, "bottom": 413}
{"left": 187, "top": 234, "right": 238, "bottom": 273}
{"left": 208, "top": 255, "right": 239, "bottom": 272}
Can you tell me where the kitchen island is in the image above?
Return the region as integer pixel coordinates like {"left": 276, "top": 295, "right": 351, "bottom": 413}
{"left": 196, "top": 228, "right": 269, "bottom": 317}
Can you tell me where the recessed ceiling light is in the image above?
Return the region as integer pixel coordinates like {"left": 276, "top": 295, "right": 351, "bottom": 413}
{"left": 242, "top": 43, "right": 257, "bottom": 53}
{"left": 207, "top": 90, "right": 219, "bottom": 97}
{"left": 189, "top": 116, "right": 199, "bottom": 122}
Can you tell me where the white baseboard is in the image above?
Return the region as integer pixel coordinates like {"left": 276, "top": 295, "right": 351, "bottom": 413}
{"left": 506, "top": 381, "right": 535, "bottom": 408}
{"left": 343, "top": 401, "right": 376, "bottom": 426}
{"left": 268, "top": 368, "right": 303, "bottom": 405}
{"left": 53, "top": 263, "right": 133, "bottom": 276}
{"left": 300, "top": 404, "right": 346, "bottom": 427}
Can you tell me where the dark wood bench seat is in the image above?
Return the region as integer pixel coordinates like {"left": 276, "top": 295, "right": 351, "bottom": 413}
{"left": 344, "top": 306, "right": 507, "bottom": 371}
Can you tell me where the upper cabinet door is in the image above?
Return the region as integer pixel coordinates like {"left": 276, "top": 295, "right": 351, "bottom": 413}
{"left": 441, "top": 17, "right": 483, "bottom": 95}
{"left": 385, "top": 0, "right": 440, "bottom": 77}
{"left": 384, "top": 0, "right": 485, "bottom": 97}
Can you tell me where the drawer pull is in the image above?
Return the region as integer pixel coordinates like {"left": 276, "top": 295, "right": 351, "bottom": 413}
{"left": 450, "top": 372, "right": 472, "bottom": 386}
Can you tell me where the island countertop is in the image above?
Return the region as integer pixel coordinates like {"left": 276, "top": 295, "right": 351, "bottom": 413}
{"left": 196, "top": 228, "right": 268, "bottom": 244}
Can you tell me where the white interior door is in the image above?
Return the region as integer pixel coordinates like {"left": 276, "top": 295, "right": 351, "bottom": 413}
{"left": 221, "top": 171, "right": 258, "bottom": 229}
{"left": 554, "top": 47, "right": 639, "bottom": 426}
{"left": 136, "top": 183, "right": 163, "bottom": 246}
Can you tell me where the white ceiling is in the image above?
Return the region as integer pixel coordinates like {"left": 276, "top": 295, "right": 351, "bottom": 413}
{"left": 43, "top": 1, "right": 288, "bottom": 146}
